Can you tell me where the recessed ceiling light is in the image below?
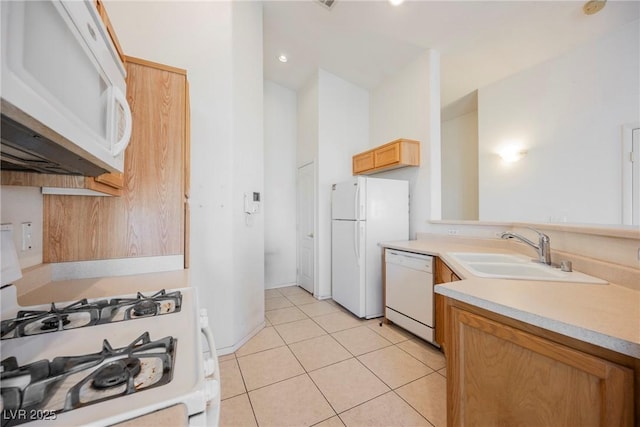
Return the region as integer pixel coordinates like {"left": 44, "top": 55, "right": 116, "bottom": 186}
{"left": 278, "top": 55, "right": 288, "bottom": 63}
{"left": 389, "top": 0, "right": 405, "bottom": 6}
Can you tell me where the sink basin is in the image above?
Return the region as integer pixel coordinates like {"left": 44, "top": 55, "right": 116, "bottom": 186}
{"left": 447, "top": 252, "right": 607, "bottom": 284}
{"left": 447, "top": 252, "right": 529, "bottom": 264}
{"left": 465, "top": 262, "right": 565, "bottom": 279}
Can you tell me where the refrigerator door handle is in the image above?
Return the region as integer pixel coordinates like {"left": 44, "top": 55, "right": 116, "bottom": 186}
{"left": 354, "top": 221, "right": 360, "bottom": 266}
{"left": 354, "top": 183, "right": 360, "bottom": 220}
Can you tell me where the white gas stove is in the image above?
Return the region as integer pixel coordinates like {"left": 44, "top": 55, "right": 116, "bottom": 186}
{"left": 0, "top": 285, "right": 220, "bottom": 427}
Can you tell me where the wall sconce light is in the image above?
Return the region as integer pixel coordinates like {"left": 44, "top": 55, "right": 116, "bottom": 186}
{"left": 498, "top": 146, "right": 527, "bottom": 163}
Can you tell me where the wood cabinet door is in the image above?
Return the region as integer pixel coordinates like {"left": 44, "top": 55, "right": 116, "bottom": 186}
{"left": 374, "top": 141, "right": 400, "bottom": 168}
{"left": 352, "top": 139, "right": 420, "bottom": 175}
{"left": 435, "top": 258, "right": 460, "bottom": 284}
{"left": 44, "top": 60, "right": 187, "bottom": 262}
{"left": 434, "top": 258, "right": 460, "bottom": 351}
{"left": 93, "top": 172, "right": 124, "bottom": 189}
{"left": 448, "top": 308, "right": 634, "bottom": 427}
{"left": 353, "top": 151, "right": 374, "bottom": 174}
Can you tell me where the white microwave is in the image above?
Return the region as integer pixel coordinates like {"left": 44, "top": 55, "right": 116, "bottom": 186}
{"left": 1, "top": 0, "right": 131, "bottom": 175}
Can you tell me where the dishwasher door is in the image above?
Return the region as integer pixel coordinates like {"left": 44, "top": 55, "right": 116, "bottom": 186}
{"left": 385, "top": 249, "right": 435, "bottom": 343}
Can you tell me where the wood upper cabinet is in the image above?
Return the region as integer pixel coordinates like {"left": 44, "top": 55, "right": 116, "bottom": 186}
{"left": 352, "top": 151, "right": 375, "bottom": 174}
{"left": 352, "top": 139, "right": 420, "bottom": 175}
{"left": 44, "top": 57, "right": 189, "bottom": 263}
{"left": 95, "top": 0, "right": 125, "bottom": 64}
{"left": 434, "top": 257, "right": 460, "bottom": 350}
{"left": 445, "top": 301, "right": 636, "bottom": 427}
{"left": 1, "top": 171, "right": 123, "bottom": 196}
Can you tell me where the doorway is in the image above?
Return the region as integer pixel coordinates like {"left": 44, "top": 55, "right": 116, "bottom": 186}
{"left": 297, "top": 162, "right": 315, "bottom": 294}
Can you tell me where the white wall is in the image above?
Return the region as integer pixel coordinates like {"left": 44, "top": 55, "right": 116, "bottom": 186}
{"left": 105, "top": 1, "right": 264, "bottom": 352}
{"left": 297, "top": 74, "right": 319, "bottom": 168}
{"left": 295, "top": 70, "right": 370, "bottom": 299}
{"left": 478, "top": 20, "right": 640, "bottom": 224}
{"left": 264, "top": 81, "right": 297, "bottom": 288}
{"left": 231, "top": 1, "right": 265, "bottom": 348}
{"left": 370, "top": 50, "right": 441, "bottom": 238}
{"left": 0, "top": 186, "right": 43, "bottom": 269}
{"left": 316, "top": 70, "right": 370, "bottom": 298}
{"left": 441, "top": 111, "right": 478, "bottom": 220}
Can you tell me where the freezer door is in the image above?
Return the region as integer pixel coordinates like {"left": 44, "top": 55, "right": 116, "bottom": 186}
{"left": 331, "top": 219, "right": 365, "bottom": 317}
{"left": 364, "top": 177, "right": 408, "bottom": 224}
{"left": 331, "top": 177, "right": 365, "bottom": 220}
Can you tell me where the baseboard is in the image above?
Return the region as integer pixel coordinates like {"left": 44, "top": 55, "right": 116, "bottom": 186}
{"left": 216, "top": 320, "right": 265, "bottom": 356}
{"left": 265, "top": 282, "right": 298, "bottom": 290}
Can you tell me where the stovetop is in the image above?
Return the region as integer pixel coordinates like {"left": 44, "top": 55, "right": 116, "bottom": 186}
{"left": 1, "top": 289, "right": 182, "bottom": 340}
{"left": 0, "top": 286, "right": 209, "bottom": 427}
{"left": 1, "top": 332, "right": 176, "bottom": 427}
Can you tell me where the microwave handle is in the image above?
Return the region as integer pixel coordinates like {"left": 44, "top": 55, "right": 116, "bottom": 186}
{"left": 111, "top": 86, "right": 132, "bottom": 157}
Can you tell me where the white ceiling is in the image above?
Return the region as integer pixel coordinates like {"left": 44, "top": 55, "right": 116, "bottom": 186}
{"left": 263, "top": 0, "right": 640, "bottom": 107}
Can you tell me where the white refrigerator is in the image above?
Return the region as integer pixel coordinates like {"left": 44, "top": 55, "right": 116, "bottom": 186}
{"left": 331, "top": 176, "right": 409, "bottom": 318}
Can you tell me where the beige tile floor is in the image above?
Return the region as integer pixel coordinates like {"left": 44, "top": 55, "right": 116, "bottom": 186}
{"left": 219, "top": 286, "right": 447, "bottom": 427}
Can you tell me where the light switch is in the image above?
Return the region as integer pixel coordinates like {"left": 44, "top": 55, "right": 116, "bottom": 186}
{"left": 21, "top": 222, "right": 32, "bottom": 252}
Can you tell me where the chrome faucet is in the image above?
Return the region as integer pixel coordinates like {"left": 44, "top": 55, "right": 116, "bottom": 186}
{"left": 500, "top": 228, "right": 551, "bottom": 265}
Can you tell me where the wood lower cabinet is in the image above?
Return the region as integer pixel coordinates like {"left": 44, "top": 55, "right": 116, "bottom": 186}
{"left": 352, "top": 138, "right": 420, "bottom": 175}
{"left": 445, "top": 299, "right": 636, "bottom": 427}
{"left": 44, "top": 57, "right": 189, "bottom": 263}
{"left": 434, "top": 258, "right": 460, "bottom": 350}
{"left": 435, "top": 257, "right": 460, "bottom": 284}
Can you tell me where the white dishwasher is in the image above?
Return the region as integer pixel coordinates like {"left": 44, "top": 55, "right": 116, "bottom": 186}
{"left": 385, "top": 249, "right": 436, "bottom": 344}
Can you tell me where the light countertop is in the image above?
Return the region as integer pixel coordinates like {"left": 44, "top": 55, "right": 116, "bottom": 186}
{"left": 382, "top": 237, "right": 640, "bottom": 359}
{"left": 18, "top": 269, "right": 190, "bottom": 306}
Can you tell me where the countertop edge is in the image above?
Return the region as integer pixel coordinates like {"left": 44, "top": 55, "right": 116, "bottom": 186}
{"left": 434, "top": 284, "right": 640, "bottom": 359}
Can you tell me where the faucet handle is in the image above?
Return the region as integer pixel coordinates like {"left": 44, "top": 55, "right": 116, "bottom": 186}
{"left": 526, "top": 227, "right": 549, "bottom": 241}
{"left": 559, "top": 260, "right": 573, "bottom": 272}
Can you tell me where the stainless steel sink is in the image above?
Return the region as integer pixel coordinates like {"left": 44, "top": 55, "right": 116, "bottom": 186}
{"left": 447, "top": 252, "right": 529, "bottom": 264}
{"left": 446, "top": 252, "right": 607, "bottom": 284}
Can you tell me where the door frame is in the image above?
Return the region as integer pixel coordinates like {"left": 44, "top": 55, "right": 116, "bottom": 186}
{"left": 296, "top": 161, "right": 316, "bottom": 295}
{"left": 622, "top": 123, "right": 640, "bottom": 225}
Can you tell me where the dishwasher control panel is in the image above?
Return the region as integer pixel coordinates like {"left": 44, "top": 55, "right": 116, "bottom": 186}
{"left": 385, "top": 250, "right": 433, "bottom": 272}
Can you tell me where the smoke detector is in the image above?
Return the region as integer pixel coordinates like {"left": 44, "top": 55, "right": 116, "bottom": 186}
{"left": 583, "top": 0, "right": 606, "bottom": 15}
{"left": 316, "top": 0, "right": 336, "bottom": 10}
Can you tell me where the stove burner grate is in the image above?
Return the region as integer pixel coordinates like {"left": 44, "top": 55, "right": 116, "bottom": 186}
{"left": 41, "top": 314, "right": 71, "bottom": 331}
{"left": 104, "top": 289, "right": 182, "bottom": 322}
{"left": 0, "top": 332, "right": 176, "bottom": 427}
{"left": 132, "top": 299, "right": 158, "bottom": 317}
{"left": 1, "top": 289, "right": 183, "bottom": 340}
{"left": 92, "top": 357, "right": 142, "bottom": 390}
{"left": 1, "top": 299, "right": 106, "bottom": 340}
